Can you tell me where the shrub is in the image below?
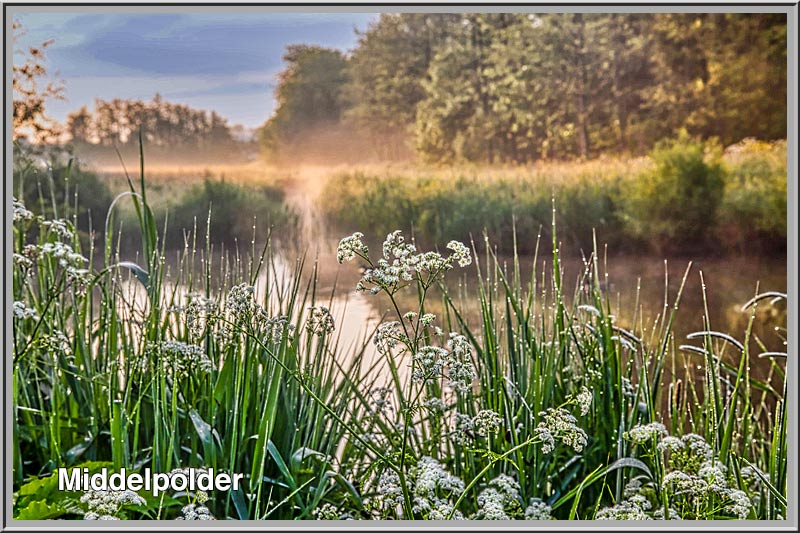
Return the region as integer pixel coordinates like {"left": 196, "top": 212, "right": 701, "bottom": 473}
{"left": 717, "top": 139, "right": 787, "bottom": 254}
{"left": 161, "top": 178, "right": 298, "bottom": 247}
{"left": 622, "top": 133, "right": 726, "bottom": 254}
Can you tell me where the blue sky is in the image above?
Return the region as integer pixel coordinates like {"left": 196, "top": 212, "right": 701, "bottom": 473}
{"left": 13, "top": 12, "right": 379, "bottom": 128}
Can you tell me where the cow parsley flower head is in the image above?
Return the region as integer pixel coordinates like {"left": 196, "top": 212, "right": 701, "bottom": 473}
{"left": 524, "top": 498, "right": 552, "bottom": 520}
{"left": 176, "top": 503, "right": 216, "bottom": 520}
{"left": 383, "top": 230, "right": 417, "bottom": 261}
{"left": 411, "top": 456, "right": 465, "bottom": 505}
{"left": 596, "top": 499, "right": 651, "bottom": 520}
{"left": 146, "top": 340, "right": 213, "bottom": 377}
{"left": 657, "top": 436, "right": 685, "bottom": 453}
{"left": 337, "top": 232, "right": 368, "bottom": 263}
{"left": 475, "top": 488, "right": 509, "bottom": 520}
{"left": 473, "top": 409, "right": 503, "bottom": 436}
{"left": 376, "top": 469, "right": 404, "bottom": 511}
{"left": 450, "top": 412, "right": 474, "bottom": 445}
{"left": 574, "top": 386, "right": 592, "bottom": 415}
{"left": 374, "top": 321, "right": 407, "bottom": 354}
{"left": 81, "top": 489, "right": 146, "bottom": 520}
{"left": 534, "top": 407, "right": 588, "bottom": 454}
{"left": 13, "top": 197, "right": 33, "bottom": 224}
{"left": 306, "top": 305, "right": 335, "bottom": 336}
{"left": 13, "top": 301, "right": 39, "bottom": 321}
{"left": 446, "top": 240, "right": 472, "bottom": 267}
{"left": 226, "top": 283, "right": 255, "bottom": 316}
{"left": 412, "top": 346, "right": 449, "bottom": 382}
{"left": 624, "top": 422, "right": 668, "bottom": 444}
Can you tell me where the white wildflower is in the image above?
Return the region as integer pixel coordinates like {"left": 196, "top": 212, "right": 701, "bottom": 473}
{"left": 146, "top": 340, "right": 213, "bottom": 377}
{"left": 423, "top": 397, "right": 446, "bottom": 414}
{"left": 535, "top": 408, "right": 588, "bottom": 454}
{"left": 596, "top": 499, "right": 651, "bottom": 520}
{"left": 420, "top": 313, "right": 436, "bottom": 327}
{"left": 473, "top": 409, "right": 503, "bottom": 436}
{"left": 306, "top": 305, "right": 335, "bottom": 336}
{"left": 657, "top": 436, "right": 685, "bottom": 453}
{"left": 450, "top": 413, "right": 474, "bottom": 445}
{"left": 13, "top": 197, "right": 33, "bottom": 223}
{"left": 225, "top": 283, "right": 255, "bottom": 316}
{"left": 337, "top": 232, "right": 368, "bottom": 263}
{"left": 727, "top": 489, "right": 752, "bottom": 519}
{"left": 41, "top": 219, "right": 74, "bottom": 239}
{"left": 81, "top": 489, "right": 145, "bottom": 519}
{"left": 574, "top": 386, "right": 592, "bottom": 415}
{"left": 624, "top": 422, "right": 667, "bottom": 444}
{"left": 446, "top": 240, "right": 472, "bottom": 267}
{"left": 374, "top": 321, "right": 407, "bottom": 354}
{"left": 412, "top": 345, "right": 449, "bottom": 382}
{"left": 376, "top": 469, "right": 404, "bottom": 511}
{"left": 176, "top": 503, "right": 216, "bottom": 520}
{"left": 524, "top": 498, "right": 552, "bottom": 520}
{"left": 13, "top": 301, "right": 39, "bottom": 321}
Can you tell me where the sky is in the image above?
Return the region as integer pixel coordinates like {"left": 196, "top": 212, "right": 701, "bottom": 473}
{"left": 12, "top": 12, "right": 379, "bottom": 129}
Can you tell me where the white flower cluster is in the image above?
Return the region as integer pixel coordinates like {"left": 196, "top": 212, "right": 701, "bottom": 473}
{"left": 574, "top": 386, "right": 592, "bottom": 416}
{"left": 409, "top": 456, "right": 465, "bottom": 519}
{"left": 81, "top": 489, "right": 146, "bottom": 520}
{"left": 524, "top": 498, "right": 553, "bottom": 520}
{"left": 336, "top": 232, "right": 369, "bottom": 263}
{"left": 225, "top": 283, "right": 255, "bottom": 316}
{"left": 176, "top": 503, "right": 215, "bottom": 520}
{"left": 373, "top": 321, "right": 408, "bottom": 355}
{"left": 337, "top": 230, "right": 471, "bottom": 295}
{"left": 473, "top": 475, "right": 521, "bottom": 520}
{"left": 410, "top": 334, "right": 475, "bottom": 394}
{"left": 605, "top": 430, "right": 755, "bottom": 519}
{"left": 449, "top": 413, "right": 474, "bottom": 445}
{"left": 13, "top": 301, "right": 39, "bottom": 321}
{"left": 40, "top": 241, "right": 90, "bottom": 285}
{"left": 368, "top": 387, "right": 395, "bottom": 417}
{"left": 306, "top": 305, "right": 335, "bottom": 336}
{"left": 534, "top": 408, "right": 588, "bottom": 454}
{"left": 41, "top": 219, "right": 74, "bottom": 239}
{"left": 13, "top": 197, "right": 34, "bottom": 224}
{"left": 596, "top": 499, "right": 651, "bottom": 520}
{"left": 375, "top": 469, "right": 404, "bottom": 512}
{"left": 624, "top": 422, "right": 668, "bottom": 445}
{"left": 472, "top": 409, "right": 503, "bottom": 436}
{"left": 181, "top": 292, "right": 218, "bottom": 337}
{"left": 423, "top": 397, "right": 447, "bottom": 415}
{"left": 146, "top": 340, "right": 213, "bottom": 377}
{"left": 313, "top": 502, "right": 352, "bottom": 520}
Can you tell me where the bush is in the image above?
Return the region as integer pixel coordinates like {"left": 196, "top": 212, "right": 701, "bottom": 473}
{"left": 622, "top": 133, "right": 726, "bottom": 254}
{"left": 12, "top": 147, "right": 113, "bottom": 245}
{"left": 161, "top": 178, "right": 298, "bottom": 247}
{"left": 717, "top": 139, "right": 787, "bottom": 254}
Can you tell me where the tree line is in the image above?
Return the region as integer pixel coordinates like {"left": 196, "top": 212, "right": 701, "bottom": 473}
{"left": 64, "top": 95, "right": 250, "bottom": 162}
{"left": 260, "top": 13, "right": 787, "bottom": 163}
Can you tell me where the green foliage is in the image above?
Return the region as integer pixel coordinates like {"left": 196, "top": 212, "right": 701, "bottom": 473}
{"left": 160, "top": 178, "right": 298, "bottom": 247}
{"left": 12, "top": 145, "right": 113, "bottom": 244}
{"left": 261, "top": 13, "right": 786, "bottom": 164}
{"left": 622, "top": 134, "right": 726, "bottom": 253}
{"left": 717, "top": 139, "right": 787, "bottom": 253}
{"left": 13, "top": 462, "right": 113, "bottom": 519}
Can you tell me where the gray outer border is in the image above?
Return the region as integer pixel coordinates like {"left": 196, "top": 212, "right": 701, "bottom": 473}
{"left": 2, "top": 1, "right": 797, "bottom": 530}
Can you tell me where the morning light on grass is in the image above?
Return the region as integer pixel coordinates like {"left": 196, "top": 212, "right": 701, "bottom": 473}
{"left": 9, "top": 9, "right": 791, "bottom": 523}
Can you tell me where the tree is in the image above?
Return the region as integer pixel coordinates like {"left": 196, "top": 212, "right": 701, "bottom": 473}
{"left": 259, "top": 45, "right": 349, "bottom": 159}
{"left": 12, "top": 20, "right": 64, "bottom": 143}
{"left": 345, "top": 13, "right": 461, "bottom": 159}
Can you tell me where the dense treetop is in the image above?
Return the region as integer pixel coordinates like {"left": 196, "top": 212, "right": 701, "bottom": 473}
{"left": 260, "top": 13, "right": 787, "bottom": 163}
